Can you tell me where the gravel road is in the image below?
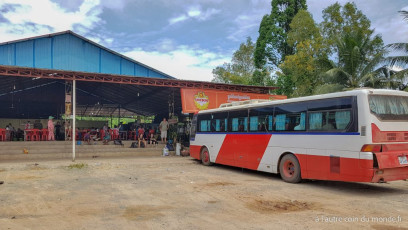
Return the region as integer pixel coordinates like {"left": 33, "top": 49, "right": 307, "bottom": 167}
{"left": 0, "top": 156, "right": 407, "bottom": 230}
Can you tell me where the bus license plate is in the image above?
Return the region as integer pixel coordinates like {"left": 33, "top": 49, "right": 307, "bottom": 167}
{"left": 399, "top": 156, "right": 408, "bottom": 165}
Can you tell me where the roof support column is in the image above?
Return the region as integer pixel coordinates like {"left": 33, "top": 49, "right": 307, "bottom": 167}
{"left": 72, "top": 80, "right": 76, "bottom": 162}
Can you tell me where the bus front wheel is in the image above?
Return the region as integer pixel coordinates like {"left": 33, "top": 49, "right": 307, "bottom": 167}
{"left": 279, "top": 154, "right": 301, "bottom": 183}
{"left": 201, "top": 147, "right": 212, "bottom": 166}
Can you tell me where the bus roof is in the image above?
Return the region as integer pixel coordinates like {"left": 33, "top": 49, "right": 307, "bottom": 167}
{"left": 197, "top": 89, "right": 408, "bottom": 114}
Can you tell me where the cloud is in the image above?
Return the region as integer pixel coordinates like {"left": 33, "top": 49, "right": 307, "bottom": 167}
{"left": 0, "top": 0, "right": 103, "bottom": 42}
{"left": 169, "top": 15, "right": 189, "bottom": 25}
{"left": 123, "top": 45, "right": 230, "bottom": 81}
{"left": 168, "top": 5, "right": 220, "bottom": 25}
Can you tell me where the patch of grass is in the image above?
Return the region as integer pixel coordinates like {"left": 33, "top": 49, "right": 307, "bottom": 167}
{"left": 67, "top": 163, "right": 88, "bottom": 169}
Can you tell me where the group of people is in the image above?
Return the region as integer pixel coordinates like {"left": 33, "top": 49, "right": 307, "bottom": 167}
{"left": 4, "top": 123, "right": 17, "bottom": 141}
{"left": 3, "top": 116, "right": 63, "bottom": 141}
{"left": 130, "top": 117, "right": 169, "bottom": 148}
{"left": 3, "top": 117, "right": 172, "bottom": 145}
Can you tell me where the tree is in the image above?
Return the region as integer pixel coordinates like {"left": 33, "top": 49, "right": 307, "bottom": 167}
{"left": 316, "top": 2, "right": 385, "bottom": 93}
{"left": 254, "top": 0, "right": 307, "bottom": 69}
{"left": 212, "top": 37, "right": 254, "bottom": 84}
{"left": 212, "top": 37, "right": 272, "bottom": 86}
{"left": 278, "top": 10, "right": 329, "bottom": 97}
{"left": 320, "top": 2, "right": 383, "bottom": 60}
{"left": 384, "top": 10, "right": 408, "bottom": 91}
{"left": 318, "top": 30, "right": 385, "bottom": 92}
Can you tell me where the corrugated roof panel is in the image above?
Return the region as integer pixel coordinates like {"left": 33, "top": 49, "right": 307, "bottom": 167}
{"left": 101, "top": 49, "right": 120, "bottom": 74}
{"left": 34, "top": 37, "right": 52, "bottom": 69}
{"left": 16, "top": 40, "right": 33, "bottom": 67}
{"left": 0, "top": 31, "right": 175, "bottom": 79}
{"left": 83, "top": 41, "right": 100, "bottom": 73}
{"left": 53, "top": 33, "right": 83, "bottom": 71}
{"left": 135, "top": 63, "right": 148, "bottom": 77}
{"left": 121, "top": 58, "right": 134, "bottom": 76}
{"left": 0, "top": 44, "right": 15, "bottom": 65}
{"left": 149, "top": 70, "right": 166, "bottom": 78}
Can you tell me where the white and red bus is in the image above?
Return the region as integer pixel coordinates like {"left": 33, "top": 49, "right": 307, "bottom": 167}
{"left": 189, "top": 89, "right": 408, "bottom": 183}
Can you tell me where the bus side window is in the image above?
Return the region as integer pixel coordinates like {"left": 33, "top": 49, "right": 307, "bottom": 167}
{"left": 334, "top": 111, "right": 351, "bottom": 129}
{"left": 309, "top": 112, "right": 322, "bottom": 130}
{"left": 275, "top": 114, "right": 286, "bottom": 131}
{"left": 293, "top": 112, "right": 306, "bottom": 131}
{"left": 249, "top": 106, "right": 273, "bottom": 132}
{"left": 200, "top": 120, "right": 211, "bottom": 132}
{"left": 249, "top": 116, "right": 258, "bottom": 131}
{"left": 268, "top": 115, "right": 274, "bottom": 131}
{"left": 210, "top": 112, "right": 229, "bottom": 132}
{"left": 232, "top": 118, "right": 239, "bottom": 131}
{"left": 229, "top": 110, "right": 248, "bottom": 132}
{"left": 190, "top": 114, "right": 197, "bottom": 140}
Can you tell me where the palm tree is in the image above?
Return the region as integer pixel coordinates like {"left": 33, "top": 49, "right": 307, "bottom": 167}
{"left": 315, "top": 30, "right": 385, "bottom": 93}
{"left": 384, "top": 10, "right": 408, "bottom": 91}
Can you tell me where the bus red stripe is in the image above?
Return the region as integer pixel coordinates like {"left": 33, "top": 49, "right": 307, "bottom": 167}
{"left": 295, "top": 154, "right": 374, "bottom": 182}
{"left": 216, "top": 134, "right": 272, "bottom": 170}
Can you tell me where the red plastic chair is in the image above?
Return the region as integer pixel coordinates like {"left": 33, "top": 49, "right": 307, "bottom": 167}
{"left": 100, "top": 130, "right": 105, "bottom": 139}
{"left": 0, "top": 129, "right": 5, "bottom": 141}
{"left": 25, "top": 129, "right": 33, "bottom": 141}
{"left": 41, "top": 129, "right": 48, "bottom": 141}
{"left": 31, "top": 129, "right": 40, "bottom": 141}
{"left": 109, "top": 130, "right": 115, "bottom": 140}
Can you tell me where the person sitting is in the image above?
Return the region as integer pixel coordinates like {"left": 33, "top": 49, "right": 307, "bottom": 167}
{"left": 138, "top": 131, "right": 147, "bottom": 148}
{"left": 322, "top": 118, "right": 335, "bottom": 130}
{"left": 76, "top": 128, "right": 82, "bottom": 141}
{"left": 16, "top": 128, "right": 24, "bottom": 140}
{"left": 90, "top": 130, "right": 99, "bottom": 142}
{"left": 103, "top": 129, "right": 111, "bottom": 145}
{"left": 84, "top": 131, "right": 91, "bottom": 145}
{"left": 148, "top": 132, "right": 158, "bottom": 145}
{"left": 110, "top": 125, "right": 118, "bottom": 140}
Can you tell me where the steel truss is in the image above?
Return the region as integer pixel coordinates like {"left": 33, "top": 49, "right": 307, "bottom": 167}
{"left": 0, "top": 65, "right": 276, "bottom": 94}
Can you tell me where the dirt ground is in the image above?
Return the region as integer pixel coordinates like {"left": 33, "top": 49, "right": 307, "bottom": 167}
{"left": 0, "top": 156, "right": 407, "bottom": 230}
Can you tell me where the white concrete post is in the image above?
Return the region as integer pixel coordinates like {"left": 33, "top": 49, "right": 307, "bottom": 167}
{"left": 72, "top": 80, "right": 76, "bottom": 162}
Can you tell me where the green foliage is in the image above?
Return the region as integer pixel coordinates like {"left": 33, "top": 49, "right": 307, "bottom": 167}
{"left": 313, "top": 84, "right": 344, "bottom": 95}
{"left": 384, "top": 10, "right": 408, "bottom": 91}
{"left": 320, "top": 2, "right": 383, "bottom": 59}
{"left": 254, "top": 0, "right": 307, "bottom": 69}
{"left": 278, "top": 10, "right": 329, "bottom": 97}
{"left": 67, "top": 163, "right": 87, "bottom": 169}
{"left": 321, "top": 29, "right": 385, "bottom": 90}
{"left": 212, "top": 37, "right": 254, "bottom": 84}
{"left": 212, "top": 37, "right": 273, "bottom": 86}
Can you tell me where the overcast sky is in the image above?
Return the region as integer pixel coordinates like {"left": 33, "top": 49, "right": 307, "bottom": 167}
{"left": 1, "top": 0, "right": 408, "bottom": 81}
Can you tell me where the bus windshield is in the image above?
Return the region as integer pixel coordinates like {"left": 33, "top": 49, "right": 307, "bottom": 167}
{"left": 369, "top": 95, "right": 408, "bottom": 121}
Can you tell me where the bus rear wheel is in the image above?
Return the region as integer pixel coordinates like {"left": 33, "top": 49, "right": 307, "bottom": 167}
{"left": 201, "top": 147, "right": 212, "bottom": 166}
{"left": 279, "top": 154, "right": 301, "bottom": 183}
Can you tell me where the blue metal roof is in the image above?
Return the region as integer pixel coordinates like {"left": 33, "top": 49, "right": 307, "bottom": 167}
{"left": 0, "top": 30, "right": 175, "bottom": 79}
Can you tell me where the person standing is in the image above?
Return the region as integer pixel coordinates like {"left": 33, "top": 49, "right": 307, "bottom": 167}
{"left": 5, "top": 125, "right": 10, "bottom": 141}
{"left": 25, "top": 121, "right": 31, "bottom": 130}
{"left": 8, "top": 123, "right": 15, "bottom": 141}
{"left": 47, "top": 116, "right": 55, "bottom": 141}
{"left": 55, "top": 121, "right": 62, "bottom": 140}
{"left": 65, "top": 121, "right": 71, "bottom": 140}
{"left": 159, "top": 118, "right": 169, "bottom": 144}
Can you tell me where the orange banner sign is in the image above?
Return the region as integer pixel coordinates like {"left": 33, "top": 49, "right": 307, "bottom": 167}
{"left": 180, "top": 88, "right": 287, "bottom": 113}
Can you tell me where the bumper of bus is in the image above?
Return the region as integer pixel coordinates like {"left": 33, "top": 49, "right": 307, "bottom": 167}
{"left": 371, "top": 167, "right": 408, "bottom": 183}
{"left": 370, "top": 151, "right": 408, "bottom": 183}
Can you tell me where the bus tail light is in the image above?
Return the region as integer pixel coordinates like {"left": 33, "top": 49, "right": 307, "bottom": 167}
{"left": 361, "top": 144, "right": 382, "bottom": 152}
